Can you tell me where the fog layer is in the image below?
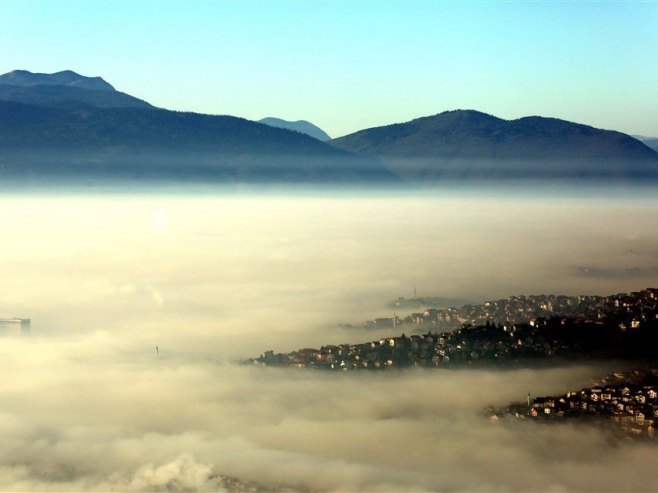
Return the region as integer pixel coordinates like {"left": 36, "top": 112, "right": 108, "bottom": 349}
{"left": 1, "top": 188, "right": 658, "bottom": 491}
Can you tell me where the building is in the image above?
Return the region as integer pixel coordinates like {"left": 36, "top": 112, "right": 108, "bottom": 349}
{"left": 0, "top": 318, "right": 30, "bottom": 335}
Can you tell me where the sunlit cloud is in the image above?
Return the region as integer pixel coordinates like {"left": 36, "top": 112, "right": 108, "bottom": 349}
{"left": 0, "top": 191, "right": 657, "bottom": 491}
{"left": 153, "top": 209, "right": 171, "bottom": 233}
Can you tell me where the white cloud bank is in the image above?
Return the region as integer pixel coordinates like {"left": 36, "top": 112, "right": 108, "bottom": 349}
{"left": 0, "top": 190, "right": 657, "bottom": 491}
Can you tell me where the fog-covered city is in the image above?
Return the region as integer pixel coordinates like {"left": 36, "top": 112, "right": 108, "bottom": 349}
{"left": 2, "top": 0, "right": 658, "bottom": 490}
{"left": 1, "top": 188, "right": 658, "bottom": 491}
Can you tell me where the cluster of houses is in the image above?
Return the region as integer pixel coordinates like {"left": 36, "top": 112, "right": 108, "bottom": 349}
{"left": 251, "top": 288, "right": 658, "bottom": 371}
{"left": 363, "top": 294, "right": 605, "bottom": 331}
{"left": 213, "top": 474, "right": 293, "bottom": 493}
{"left": 253, "top": 319, "right": 604, "bottom": 370}
{"left": 604, "top": 288, "right": 658, "bottom": 330}
{"left": 525, "top": 369, "right": 658, "bottom": 438}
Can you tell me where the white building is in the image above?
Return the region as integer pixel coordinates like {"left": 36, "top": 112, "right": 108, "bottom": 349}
{"left": 0, "top": 318, "right": 30, "bottom": 335}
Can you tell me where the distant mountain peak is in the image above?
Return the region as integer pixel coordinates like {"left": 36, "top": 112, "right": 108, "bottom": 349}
{"left": 409, "top": 109, "right": 504, "bottom": 127}
{"left": 0, "top": 69, "right": 115, "bottom": 92}
{"left": 330, "top": 110, "right": 658, "bottom": 181}
{"left": 437, "top": 109, "right": 498, "bottom": 118}
{"left": 258, "top": 117, "right": 331, "bottom": 141}
{"left": 0, "top": 70, "right": 151, "bottom": 109}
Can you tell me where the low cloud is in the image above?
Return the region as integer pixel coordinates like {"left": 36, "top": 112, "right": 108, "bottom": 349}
{"left": 0, "top": 192, "right": 658, "bottom": 491}
{"left": 0, "top": 332, "right": 650, "bottom": 492}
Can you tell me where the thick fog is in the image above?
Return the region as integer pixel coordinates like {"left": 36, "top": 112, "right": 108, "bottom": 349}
{"left": 1, "top": 187, "right": 658, "bottom": 491}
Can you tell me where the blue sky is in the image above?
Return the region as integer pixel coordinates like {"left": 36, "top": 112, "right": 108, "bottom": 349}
{"left": 1, "top": 0, "right": 656, "bottom": 137}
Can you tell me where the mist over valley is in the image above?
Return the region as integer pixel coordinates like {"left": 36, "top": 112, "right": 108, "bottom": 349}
{"left": 3, "top": 0, "right": 658, "bottom": 489}
{"left": 2, "top": 189, "right": 658, "bottom": 491}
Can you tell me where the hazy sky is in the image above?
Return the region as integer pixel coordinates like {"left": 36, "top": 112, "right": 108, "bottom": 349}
{"left": 1, "top": 1, "right": 657, "bottom": 138}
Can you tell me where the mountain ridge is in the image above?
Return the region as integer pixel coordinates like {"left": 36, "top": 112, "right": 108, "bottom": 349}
{"left": 2, "top": 70, "right": 657, "bottom": 184}
{"left": 0, "top": 69, "right": 399, "bottom": 184}
{"left": 0, "top": 69, "right": 115, "bottom": 91}
{"left": 258, "top": 117, "right": 331, "bottom": 141}
{"left": 330, "top": 110, "right": 658, "bottom": 180}
{"left": 0, "top": 84, "right": 153, "bottom": 109}
{"left": 0, "top": 100, "right": 398, "bottom": 184}
{"left": 634, "top": 135, "right": 658, "bottom": 152}
{"left": 0, "top": 69, "right": 152, "bottom": 109}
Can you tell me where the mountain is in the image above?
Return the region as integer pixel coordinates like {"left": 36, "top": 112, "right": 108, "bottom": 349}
{"left": 644, "top": 139, "right": 658, "bottom": 152}
{"left": 634, "top": 136, "right": 658, "bottom": 152}
{"left": 258, "top": 117, "right": 331, "bottom": 141}
{"left": 0, "top": 70, "right": 398, "bottom": 184}
{"left": 0, "top": 100, "right": 397, "bottom": 184}
{"left": 0, "top": 84, "right": 153, "bottom": 110}
{"left": 0, "top": 69, "right": 115, "bottom": 91}
{"left": 0, "top": 70, "right": 151, "bottom": 109}
{"left": 330, "top": 110, "right": 658, "bottom": 180}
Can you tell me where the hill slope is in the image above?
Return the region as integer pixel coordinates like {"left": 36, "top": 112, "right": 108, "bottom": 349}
{"left": 635, "top": 137, "right": 658, "bottom": 152}
{"left": 258, "top": 117, "right": 331, "bottom": 141}
{"left": 0, "top": 70, "right": 397, "bottom": 184}
{"left": 0, "top": 101, "right": 397, "bottom": 184}
{"left": 0, "top": 84, "right": 153, "bottom": 110}
{"left": 330, "top": 110, "right": 658, "bottom": 180}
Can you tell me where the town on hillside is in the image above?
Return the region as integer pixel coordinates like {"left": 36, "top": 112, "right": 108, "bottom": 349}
{"left": 366, "top": 293, "right": 605, "bottom": 330}
{"left": 248, "top": 288, "right": 658, "bottom": 370}
{"left": 494, "top": 368, "right": 658, "bottom": 440}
